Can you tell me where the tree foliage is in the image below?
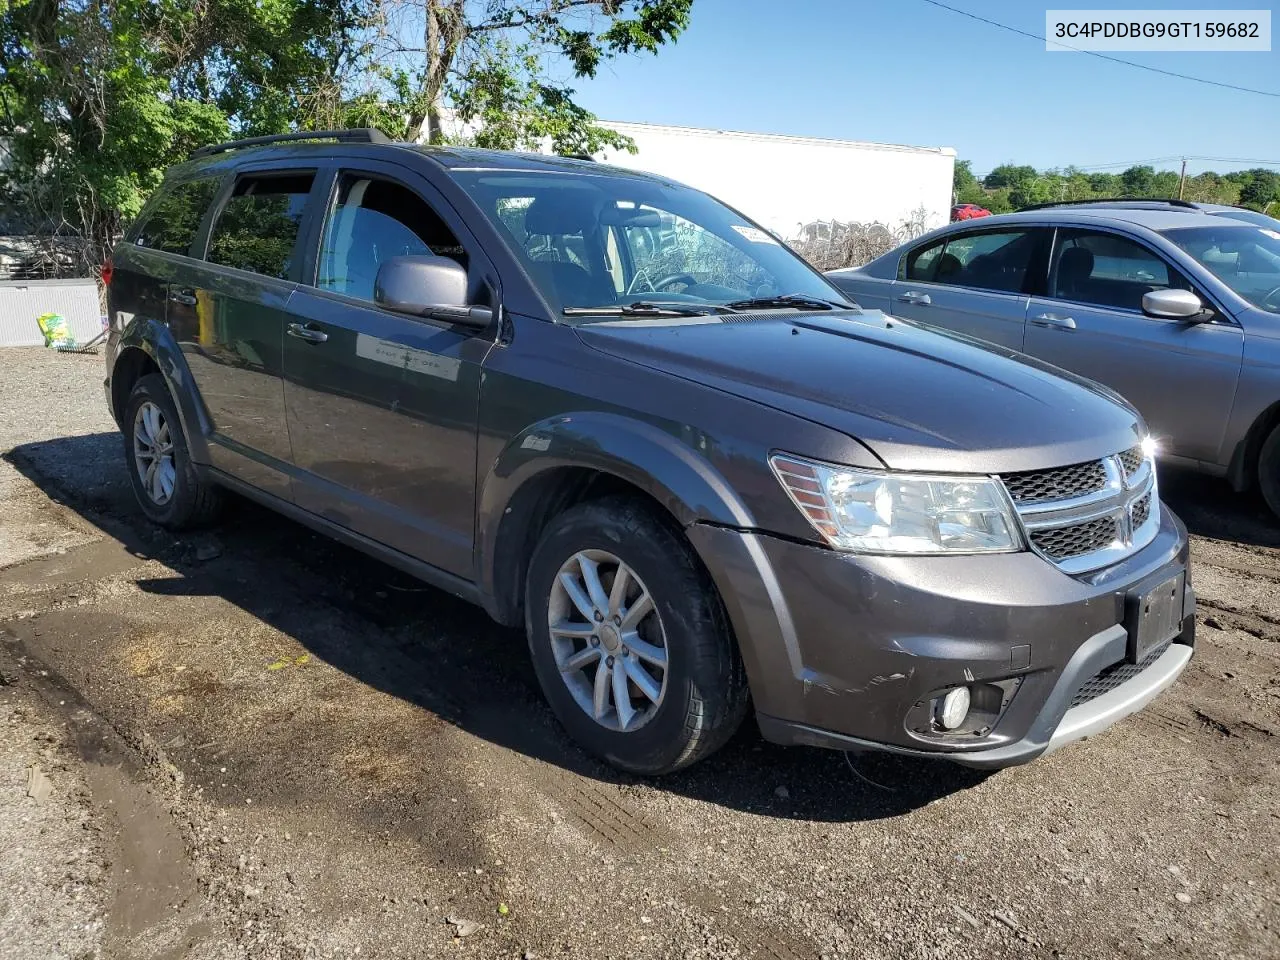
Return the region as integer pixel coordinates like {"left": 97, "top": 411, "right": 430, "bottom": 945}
{"left": 0, "top": 0, "right": 696, "bottom": 273}
{"left": 0, "top": 0, "right": 372, "bottom": 272}
{"left": 960, "top": 159, "right": 1280, "bottom": 215}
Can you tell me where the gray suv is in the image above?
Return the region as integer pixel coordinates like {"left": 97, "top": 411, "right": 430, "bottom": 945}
{"left": 827, "top": 200, "right": 1280, "bottom": 515}
{"left": 103, "top": 130, "right": 1195, "bottom": 775}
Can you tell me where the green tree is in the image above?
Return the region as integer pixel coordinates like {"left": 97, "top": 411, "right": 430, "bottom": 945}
{"left": 983, "top": 164, "right": 1037, "bottom": 189}
{"left": 372, "top": 1, "right": 693, "bottom": 151}
{"left": 1238, "top": 169, "right": 1280, "bottom": 211}
{"left": 0, "top": 0, "right": 369, "bottom": 272}
{"left": 1120, "top": 165, "right": 1155, "bottom": 196}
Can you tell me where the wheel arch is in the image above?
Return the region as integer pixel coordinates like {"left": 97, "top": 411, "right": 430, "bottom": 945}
{"left": 1226, "top": 397, "right": 1280, "bottom": 492}
{"left": 477, "top": 412, "right": 756, "bottom": 627}
{"left": 110, "top": 318, "right": 212, "bottom": 464}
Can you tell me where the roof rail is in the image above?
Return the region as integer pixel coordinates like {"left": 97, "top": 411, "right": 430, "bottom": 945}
{"left": 191, "top": 128, "right": 392, "bottom": 160}
{"left": 1018, "top": 197, "right": 1198, "bottom": 212}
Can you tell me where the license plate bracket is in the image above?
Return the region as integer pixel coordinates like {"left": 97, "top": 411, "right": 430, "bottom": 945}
{"left": 1126, "top": 571, "right": 1185, "bottom": 664}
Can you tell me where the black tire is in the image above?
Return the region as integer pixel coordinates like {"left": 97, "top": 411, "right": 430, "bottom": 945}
{"left": 1260, "top": 424, "right": 1280, "bottom": 520}
{"left": 122, "top": 373, "right": 222, "bottom": 529}
{"left": 524, "top": 495, "right": 749, "bottom": 775}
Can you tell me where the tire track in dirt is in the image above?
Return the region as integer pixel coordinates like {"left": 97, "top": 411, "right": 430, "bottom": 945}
{"left": 497, "top": 747, "right": 818, "bottom": 960}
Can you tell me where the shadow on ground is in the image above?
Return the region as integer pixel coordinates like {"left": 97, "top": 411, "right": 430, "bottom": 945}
{"left": 19, "top": 434, "right": 1269, "bottom": 823}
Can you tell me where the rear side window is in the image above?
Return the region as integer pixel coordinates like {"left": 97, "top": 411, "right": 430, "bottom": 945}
{"left": 316, "top": 174, "right": 466, "bottom": 302}
{"left": 207, "top": 173, "right": 314, "bottom": 280}
{"left": 133, "top": 178, "right": 220, "bottom": 255}
{"left": 938, "top": 229, "right": 1039, "bottom": 294}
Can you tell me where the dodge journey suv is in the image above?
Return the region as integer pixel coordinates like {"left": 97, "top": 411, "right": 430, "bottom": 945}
{"left": 103, "top": 129, "right": 1195, "bottom": 775}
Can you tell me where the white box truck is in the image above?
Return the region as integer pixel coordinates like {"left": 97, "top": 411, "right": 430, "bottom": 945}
{"left": 595, "top": 121, "right": 956, "bottom": 243}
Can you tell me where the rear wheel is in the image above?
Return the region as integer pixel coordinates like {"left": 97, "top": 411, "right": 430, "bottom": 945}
{"left": 525, "top": 496, "right": 749, "bottom": 774}
{"left": 123, "top": 373, "right": 221, "bottom": 529}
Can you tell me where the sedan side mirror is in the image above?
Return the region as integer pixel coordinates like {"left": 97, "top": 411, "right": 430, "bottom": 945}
{"left": 1142, "top": 287, "right": 1207, "bottom": 321}
{"left": 374, "top": 255, "right": 493, "bottom": 328}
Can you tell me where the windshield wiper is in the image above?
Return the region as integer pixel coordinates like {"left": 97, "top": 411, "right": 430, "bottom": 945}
{"left": 562, "top": 300, "right": 724, "bottom": 318}
{"left": 722, "top": 293, "right": 851, "bottom": 312}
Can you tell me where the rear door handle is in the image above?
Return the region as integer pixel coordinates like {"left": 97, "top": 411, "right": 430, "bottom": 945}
{"left": 287, "top": 322, "right": 329, "bottom": 344}
{"left": 1031, "top": 312, "right": 1077, "bottom": 330}
{"left": 168, "top": 289, "right": 197, "bottom": 306}
{"left": 898, "top": 291, "right": 931, "bottom": 305}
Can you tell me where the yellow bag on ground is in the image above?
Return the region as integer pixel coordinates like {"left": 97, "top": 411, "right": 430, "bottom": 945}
{"left": 37, "top": 313, "right": 75, "bottom": 348}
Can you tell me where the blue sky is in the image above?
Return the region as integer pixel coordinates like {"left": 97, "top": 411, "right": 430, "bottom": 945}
{"left": 569, "top": 0, "right": 1280, "bottom": 176}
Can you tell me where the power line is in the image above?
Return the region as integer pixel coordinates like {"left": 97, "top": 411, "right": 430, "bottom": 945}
{"left": 918, "top": 0, "right": 1280, "bottom": 99}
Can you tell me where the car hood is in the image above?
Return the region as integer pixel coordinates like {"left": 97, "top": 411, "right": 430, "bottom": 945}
{"left": 574, "top": 310, "right": 1143, "bottom": 473}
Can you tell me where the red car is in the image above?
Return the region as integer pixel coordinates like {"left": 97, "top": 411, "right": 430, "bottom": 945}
{"left": 951, "top": 203, "right": 991, "bottom": 221}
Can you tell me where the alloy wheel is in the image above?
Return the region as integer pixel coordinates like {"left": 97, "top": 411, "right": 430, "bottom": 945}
{"left": 132, "top": 400, "right": 176, "bottom": 506}
{"left": 547, "top": 549, "right": 668, "bottom": 732}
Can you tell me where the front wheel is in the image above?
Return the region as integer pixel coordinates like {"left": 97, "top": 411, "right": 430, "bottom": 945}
{"left": 524, "top": 496, "right": 749, "bottom": 774}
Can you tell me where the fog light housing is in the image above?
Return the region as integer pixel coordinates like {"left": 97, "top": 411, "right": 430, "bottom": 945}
{"left": 937, "top": 687, "right": 971, "bottom": 730}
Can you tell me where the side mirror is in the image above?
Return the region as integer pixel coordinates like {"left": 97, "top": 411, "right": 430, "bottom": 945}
{"left": 1142, "top": 287, "right": 1206, "bottom": 321}
{"left": 374, "top": 255, "right": 493, "bottom": 328}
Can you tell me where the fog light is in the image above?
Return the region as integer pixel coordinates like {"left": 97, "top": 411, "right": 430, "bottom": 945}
{"left": 1141, "top": 435, "right": 1159, "bottom": 459}
{"left": 938, "top": 687, "right": 971, "bottom": 730}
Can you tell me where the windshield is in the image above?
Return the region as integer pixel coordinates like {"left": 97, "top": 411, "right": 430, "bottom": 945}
{"left": 1208, "top": 208, "right": 1280, "bottom": 230}
{"left": 1162, "top": 224, "right": 1280, "bottom": 314}
{"left": 453, "top": 170, "right": 848, "bottom": 314}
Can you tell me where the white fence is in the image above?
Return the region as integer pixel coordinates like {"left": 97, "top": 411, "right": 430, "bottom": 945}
{"left": 0, "top": 278, "right": 103, "bottom": 347}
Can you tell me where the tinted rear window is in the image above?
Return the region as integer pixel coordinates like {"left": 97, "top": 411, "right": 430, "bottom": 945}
{"left": 133, "top": 178, "right": 220, "bottom": 255}
{"left": 207, "top": 173, "right": 314, "bottom": 280}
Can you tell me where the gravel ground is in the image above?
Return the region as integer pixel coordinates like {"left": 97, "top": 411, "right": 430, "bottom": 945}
{"left": 0, "top": 345, "right": 1277, "bottom": 960}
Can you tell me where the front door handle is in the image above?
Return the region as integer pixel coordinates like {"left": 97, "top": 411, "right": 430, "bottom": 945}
{"left": 1031, "top": 312, "right": 1077, "bottom": 330}
{"left": 287, "top": 322, "right": 329, "bottom": 344}
{"left": 898, "top": 291, "right": 932, "bottom": 305}
{"left": 168, "top": 289, "right": 197, "bottom": 306}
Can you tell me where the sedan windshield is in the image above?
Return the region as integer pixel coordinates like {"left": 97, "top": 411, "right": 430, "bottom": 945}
{"left": 1162, "top": 224, "right": 1280, "bottom": 314}
{"left": 453, "top": 169, "right": 850, "bottom": 315}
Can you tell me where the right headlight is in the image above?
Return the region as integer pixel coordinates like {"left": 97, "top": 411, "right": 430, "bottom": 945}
{"left": 770, "top": 453, "right": 1023, "bottom": 555}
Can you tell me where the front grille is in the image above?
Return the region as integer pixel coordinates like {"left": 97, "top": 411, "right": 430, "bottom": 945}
{"left": 1001, "top": 459, "right": 1106, "bottom": 504}
{"left": 1070, "top": 640, "right": 1172, "bottom": 708}
{"left": 1118, "top": 445, "right": 1143, "bottom": 478}
{"left": 1000, "top": 447, "right": 1157, "bottom": 573}
{"left": 1029, "top": 515, "right": 1120, "bottom": 560}
{"left": 1131, "top": 491, "right": 1152, "bottom": 529}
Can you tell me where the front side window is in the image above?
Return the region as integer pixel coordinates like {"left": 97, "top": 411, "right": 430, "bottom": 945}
{"left": 1050, "top": 229, "right": 1182, "bottom": 311}
{"left": 317, "top": 174, "right": 467, "bottom": 302}
{"left": 207, "top": 173, "right": 314, "bottom": 280}
{"left": 1163, "top": 224, "right": 1280, "bottom": 314}
{"left": 937, "top": 229, "right": 1039, "bottom": 293}
{"left": 454, "top": 171, "right": 844, "bottom": 311}
{"left": 134, "top": 177, "right": 220, "bottom": 255}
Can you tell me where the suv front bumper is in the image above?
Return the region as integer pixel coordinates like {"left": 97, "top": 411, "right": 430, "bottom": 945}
{"left": 689, "top": 505, "right": 1193, "bottom": 768}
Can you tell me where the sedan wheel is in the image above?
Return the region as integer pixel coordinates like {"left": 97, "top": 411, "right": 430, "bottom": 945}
{"left": 548, "top": 549, "right": 668, "bottom": 733}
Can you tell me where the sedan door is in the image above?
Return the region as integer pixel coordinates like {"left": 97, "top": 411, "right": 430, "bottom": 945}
{"left": 885, "top": 226, "right": 1049, "bottom": 351}
{"left": 281, "top": 163, "right": 497, "bottom": 578}
{"left": 1022, "top": 227, "right": 1244, "bottom": 462}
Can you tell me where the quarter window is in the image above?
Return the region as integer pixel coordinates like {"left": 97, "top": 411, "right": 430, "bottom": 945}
{"left": 1050, "top": 230, "right": 1184, "bottom": 311}
{"left": 904, "top": 240, "right": 945, "bottom": 281}
{"left": 134, "top": 177, "right": 220, "bottom": 256}
{"left": 207, "top": 173, "right": 315, "bottom": 280}
{"left": 316, "top": 174, "right": 466, "bottom": 302}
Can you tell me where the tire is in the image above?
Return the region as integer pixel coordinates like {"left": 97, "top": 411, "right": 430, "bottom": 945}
{"left": 123, "top": 373, "right": 222, "bottom": 529}
{"left": 524, "top": 495, "right": 749, "bottom": 775}
{"left": 1259, "top": 424, "right": 1280, "bottom": 520}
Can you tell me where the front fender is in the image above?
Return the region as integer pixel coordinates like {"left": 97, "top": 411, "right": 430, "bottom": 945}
{"left": 115, "top": 316, "right": 213, "bottom": 465}
{"left": 476, "top": 411, "right": 757, "bottom": 610}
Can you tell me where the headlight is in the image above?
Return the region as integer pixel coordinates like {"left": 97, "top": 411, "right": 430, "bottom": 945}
{"left": 770, "top": 453, "right": 1023, "bottom": 555}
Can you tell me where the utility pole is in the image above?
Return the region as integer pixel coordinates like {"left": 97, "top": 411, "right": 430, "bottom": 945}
{"left": 1178, "top": 158, "right": 1187, "bottom": 200}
